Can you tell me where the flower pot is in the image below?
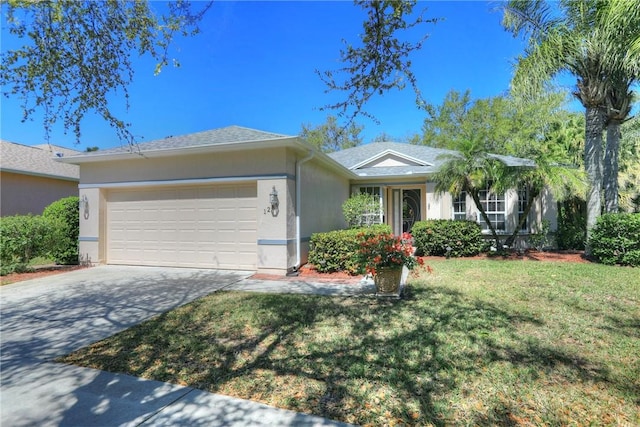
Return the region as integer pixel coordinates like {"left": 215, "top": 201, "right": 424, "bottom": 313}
{"left": 374, "top": 267, "right": 403, "bottom": 294}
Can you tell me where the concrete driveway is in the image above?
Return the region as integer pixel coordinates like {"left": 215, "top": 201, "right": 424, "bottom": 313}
{"left": 0, "top": 265, "right": 350, "bottom": 427}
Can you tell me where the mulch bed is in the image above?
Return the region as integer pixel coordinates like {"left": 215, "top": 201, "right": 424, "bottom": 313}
{"left": 423, "top": 250, "right": 589, "bottom": 264}
{"left": 1, "top": 265, "right": 87, "bottom": 286}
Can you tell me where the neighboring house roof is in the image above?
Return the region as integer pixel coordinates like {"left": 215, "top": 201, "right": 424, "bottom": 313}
{"left": 0, "top": 140, "right": 80, "bottom": 181}
{"left": 328, "top": 141, "right": 535, "bottom": 178}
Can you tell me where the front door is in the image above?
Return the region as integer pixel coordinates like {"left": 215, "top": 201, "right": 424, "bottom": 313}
{"left": 391, "top": 188, "right": 422, "bottom": 235}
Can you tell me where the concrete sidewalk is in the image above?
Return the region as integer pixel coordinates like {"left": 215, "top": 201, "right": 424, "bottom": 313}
{"left": 0, "top": 266, "right": 355, "bottom": 427}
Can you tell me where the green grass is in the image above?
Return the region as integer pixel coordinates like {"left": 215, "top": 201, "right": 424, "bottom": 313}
{"left": 59, "top": 260, "right": 640, "bottom": 426}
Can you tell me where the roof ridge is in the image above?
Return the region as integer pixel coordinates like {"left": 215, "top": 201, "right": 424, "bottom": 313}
{"left": 224, "top": 125, "right": 292, "bottom": 138}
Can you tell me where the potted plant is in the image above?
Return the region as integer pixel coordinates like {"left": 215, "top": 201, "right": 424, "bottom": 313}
{"left": 357, "top": 231, "right": 424, "bottom": 294}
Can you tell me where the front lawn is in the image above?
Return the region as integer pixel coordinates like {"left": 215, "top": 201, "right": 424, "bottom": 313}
{"left": 59, "top": 260, "right": 640, "bottom": 426}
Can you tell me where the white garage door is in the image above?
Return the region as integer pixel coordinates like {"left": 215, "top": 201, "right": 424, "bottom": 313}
{"left": 107, "top": 184, "right": 257, "bottom": 269}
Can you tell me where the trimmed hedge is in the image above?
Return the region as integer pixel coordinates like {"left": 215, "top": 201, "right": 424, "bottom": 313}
{"left": 308, "top": 224, "right": 391, "bottom": 274}
{"left": 0, "top": 214, "right": 53, "bottom": 275}
{"left": 589, "top": 213, "right": 640, "bottom": 267}
{"left": 412, "top": 220, "right": 486, "bottom": 257}
{"left": 42, "top": 196, "right": 79, "bottom": 265}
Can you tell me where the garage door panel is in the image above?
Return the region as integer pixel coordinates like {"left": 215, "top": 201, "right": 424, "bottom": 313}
{"left": 107, "top": 184, "right": 257, "bottom": 269}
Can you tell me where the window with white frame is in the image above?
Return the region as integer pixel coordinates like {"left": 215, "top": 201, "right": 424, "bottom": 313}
{"left": 358, "top": 186, "right": 383, "bottom": 224}
{"left": 478, "top": 184, "right": 506, "bottom": 232}
{"left": 453, "top": 192, "right": 466, "bottom": 221}
{"left": 517, "top": 187, "right": 528, "bottom": 231}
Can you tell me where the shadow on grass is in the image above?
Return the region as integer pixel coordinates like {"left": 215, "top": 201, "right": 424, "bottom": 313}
{"left": 60, "top": 282, "right": 630, "bottom": 425}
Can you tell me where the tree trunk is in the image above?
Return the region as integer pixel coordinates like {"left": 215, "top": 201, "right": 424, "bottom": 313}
{"left": 584, "top": 106, "right": 605, "bottom": 255}
{"left": 603, "top": 120, "right": 621, "bottom": 213}
{"left": 504, "top": 189, "right": 539, "bottom": 248}
{"left": 469, "top": 190, "right": 502, "bottom": 250}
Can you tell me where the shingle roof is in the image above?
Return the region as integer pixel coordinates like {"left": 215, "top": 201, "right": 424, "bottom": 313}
{"left": 328, "top": 141, "right": 534, "bottom": 177}
{"left": 65, "top": 125, "right": 294, "bottom": 158}
{"left": 33, "top": 144, "right": 82, "bottom": 157}
{"left": 1, "top": 140, "right": 80, "bottom": 180}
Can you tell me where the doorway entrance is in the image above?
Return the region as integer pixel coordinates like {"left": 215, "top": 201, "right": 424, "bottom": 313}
{"left": 390, "top": 188, "right": 422, "bottom": 235}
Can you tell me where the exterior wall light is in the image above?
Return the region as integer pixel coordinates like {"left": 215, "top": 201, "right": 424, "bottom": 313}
{"left": 79, "top": 194, "right": 90, "bottom": 219}
{"left": 269, "top": 186, "right": 279, "bottom": 217}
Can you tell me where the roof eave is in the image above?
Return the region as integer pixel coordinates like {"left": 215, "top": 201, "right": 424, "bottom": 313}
{"left": 54, "top": 137, "right": 359, "bottom": 179}
{"left": 57, "top": 137, "right": 301, "bottom": 164}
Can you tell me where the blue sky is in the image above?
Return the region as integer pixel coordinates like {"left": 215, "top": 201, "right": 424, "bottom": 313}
{"left": 1, "top": 1, "right": 533, "bottom": 151}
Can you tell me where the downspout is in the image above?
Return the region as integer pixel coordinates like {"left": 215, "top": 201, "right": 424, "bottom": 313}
{"left": 291, "top": 150, "right": 314, "bottom": 273}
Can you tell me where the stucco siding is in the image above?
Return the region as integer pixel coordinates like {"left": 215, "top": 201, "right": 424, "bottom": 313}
{"left": 299, "top": 157, "right": 350, "bottom": 264}
{"left": 301, "top": 159, "right": 349, "bottom": 235}
{"left": 0, "top": 171, "right": 78, "bottom": 216}
{"left": 426, "top": 182, "right": 447, "bottom": 220}
{"left": 79, "top": 148, "right": 290, "bottom": 185}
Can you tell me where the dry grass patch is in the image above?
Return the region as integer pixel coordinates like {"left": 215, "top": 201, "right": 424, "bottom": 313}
{"left": 59, "top": 260, "right": 640, "bottom": 426}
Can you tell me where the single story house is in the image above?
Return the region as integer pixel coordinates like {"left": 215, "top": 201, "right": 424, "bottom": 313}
{"left": 60, "top": 126, "right": 556, "bottom": 274}
{"left": 1, "top": 140, "right": 80, "bottom": 216}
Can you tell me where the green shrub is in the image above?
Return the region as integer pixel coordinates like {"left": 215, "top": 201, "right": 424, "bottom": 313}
{"left": 557, "top": 198, "right": 586, "bottom": 250}
{"left": 342, "top": 193, "right": 381, "bottom": 228}
{"left": 0, "top": 214, "right": 53, "bottom": 274}
{"left": 589, "top": 213, "right": 640, "bottom": 266}
{"left": 43, "top": 196, "right": 79, "bottom": 265}
{"left": 308, "top": 224, "right": 391, "bottom": 274}
{"left": 528, "top": 219, "right": 552, "bottom": 251}
{"left": 412, "top": 220, "right": 485, "bottom": 257}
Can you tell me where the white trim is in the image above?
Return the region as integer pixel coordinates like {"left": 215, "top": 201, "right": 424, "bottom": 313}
{"left": 79, "top": 175, "right": 290, "bottom": 189}
{"left": 293, "top": 151, "right": 314, "bottom": 271}
{"left": 350, "top": 149, "right": 431, "bottom": 170}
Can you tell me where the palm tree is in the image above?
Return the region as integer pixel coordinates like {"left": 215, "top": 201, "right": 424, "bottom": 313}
{"left": 499, "top": 153, "right": 586, "bottom": 248}
{"left": 618, "top": 116, "right": 640, "bottom": 212}
{"left": 502, "top": 0, "right": 639, "bottom": 251}
{"left": 603, "top": 75, "right": 634, "bottom": 213}
{"left": 432, "top": 139, "right": 508, "bottom": 249}
{"left": 601, "top": 1, "right": 640, "bottom": 213}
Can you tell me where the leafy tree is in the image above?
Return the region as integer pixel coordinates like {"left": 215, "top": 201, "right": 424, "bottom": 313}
{"left": 371, "top": 132, "right": 421, "bottom": 143}
{"left": 319, "top": 0, "right": 438, "bottom": 123}
{"left": 421, "top": 90, "right": 474, "bottom": 149}
{"left": 502, "top": 0, "right": 640, "bottom": 250}
{"left": 0, "top": 0, "right": 211, "bottom": 145}
{"left": 371, "top": 132, "right": 395, "bottom": 143}
{"left": 546, "top": 111, "right": 585, "bottom": 168}
{"left": 421, "top": 89, "right": 572, "bottom": 156}
{"left": 300, "top": 116, "right": 363, "bottom": 153}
